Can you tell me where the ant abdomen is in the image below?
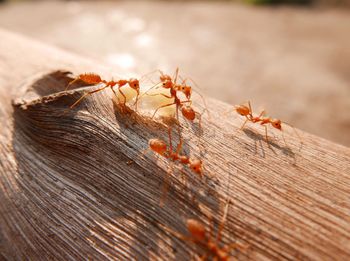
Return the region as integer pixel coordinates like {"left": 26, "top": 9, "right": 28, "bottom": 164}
{"left": 149, "top": 139, "right": 167, "bottom": 156}
{"left": 181, "top": 106, "right": 196, "bottom": 121}
{"left": 234, "top": 105, "right": 250, "bottom": 117}
{"left": 79, "top": 73, "right": 103, "bottom": 85}
{"left": 187, "top": 219, "right": 206, "bottom": 241}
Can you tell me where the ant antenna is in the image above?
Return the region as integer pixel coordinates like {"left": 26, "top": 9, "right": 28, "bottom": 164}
{"left": 179, "top": 75, "right": 211, "bottom": 119}
{"left": 70, "top": 85, "right": 110, "bottom": 109}
{"left": 173, "top": 67, "right": 180, "bottom": 84}
{"left": 160, "top": 163, "right": 173, "bottom": 207}
{"left": 216, "top": 171, "right": 233, "bottom": 243}
{"left": 138, "top": 82, "right": 162, "bottom": 100}
{"left": 282, "top": 121, "right": 303, "bottom": 150}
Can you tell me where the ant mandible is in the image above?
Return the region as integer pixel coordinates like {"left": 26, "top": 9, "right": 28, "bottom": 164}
{"left": 233, "top": 101, "right": 302, "bottom": 146}
{"left": 162, "top": 200, "right": 246, "bottom": 260}
{"left": 65, "top": 73, "right": 140, "bottom": 110}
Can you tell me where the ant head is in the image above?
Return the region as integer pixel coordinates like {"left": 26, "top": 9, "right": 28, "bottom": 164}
{"left": 181, "top": 106, "right": 196, "bottom": 121}
{"left": 129, "top": 78, "right": 140, "bottom": 91}
{"left": 162, "top": 80, "right": 173, "bottom": 89}
{"left": 234, "top": 105, "right": 250, "bottom": 116}
{"left": 271, "top": 119, "right": 282, "bottom": 130}
{"left": 149, "top": 139, "right": 167, "bottom": 155}
{"left": 186, "top": 219, "right": 206, "bottom": 241}
{"left": 180, "top": 85, "right": 192, "bottom": 99}
{"left": 189, "top": 158, "right": 202, "bottom": 176}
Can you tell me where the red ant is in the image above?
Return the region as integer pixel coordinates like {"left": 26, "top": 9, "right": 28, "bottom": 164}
{"left": 65, "top": 73, "right": 140, "bottom": 110}
{"left": 161, "top": 200, "right": 246, "bottom": 260}
{"left": 141, "top": 68, "right": 192, "bottom": 100}
{"left": 148, "top": 128, "right": 203, "bottom": 177}
{"left": 141, "top": 68, "right": 205, "bottom": 125}
{"left": 159, "top": 69, "right": 193, "bottom": 101}
{"left": 148, "top": 128, "right": 202, "bottom": 206}
{"left": 233, "top": 101, "right": 302, "bottom": 147}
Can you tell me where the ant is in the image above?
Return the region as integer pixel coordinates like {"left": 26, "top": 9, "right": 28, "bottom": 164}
{"left": 161, "top": 199, "right": 246, "bottom": 260}
{"left": 141, "top": 68, "right": 206, "bottom": 125}
{"left": 148, "top": 127, "right": 202, "bottom": 206}
{"left": 158, "top": 69, "right": 193, "bottom": 101}
{"left": 148, "top": 127, "right": 203, "bottom": 177}
{"left": 141, "top": 68, "right": 192, "bottom": 100}
{"left": 233, "top": 101, "right": 302, "bottom": 147}
{"left": 65, "top": 73, "right": 140, "bottom": 110}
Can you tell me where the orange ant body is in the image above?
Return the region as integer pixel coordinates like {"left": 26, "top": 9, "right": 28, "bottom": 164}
{"left": 233, "top": 101, "right": 301, "bottom": 146}
{"left": 65, "top": 73, "right": 140, "bottom": 110}
{"left": 156, "top": 69, "right": 192, "bottom": 101}
{"left": 148, "top": 128, "right": 202, "bottom": 206}
{"left": 148, "top": 129, "right": 203, "bottom": 176}
{"left": 142, "top": 68, "right": 201, "bottom": 124}
{"left": 163, "top": 200, "right": 245, "bottom": 260}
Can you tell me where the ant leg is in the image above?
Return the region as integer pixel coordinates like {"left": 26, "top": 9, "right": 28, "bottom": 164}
{"left": 228, "top": 117, "right": 248, "bottom": 139}
{"left": 216, "top": 199, "right": 230, "bottom": 244}
{"left": 175, "top": 104, "right": 182, "bottom": 148}
{"left": 257, "top": 110, "right": 266, "bottom": 118}
{"left": 160, "top": 163, "right": 173, "bottom": 207}
{"left": 168, "top": 127, "right": 173, "bottom": 152}
{"left": 139, "top": 70, "right": 160, "bottom": 84}
{"left": 134, "top": 91, "right": 140, "bottom": 112}
{"left": 283, "top": 122, "right": 303, "bottom": 149}
{"left": 118, "top": 85, "right": 127, "bottom": 105}
{"left": 264, "top": 125, "right": 271, "bottom": 147}
{"left": 142, "top": 75, "right": 156, "bottom": 84}
{"left": 146, "top": 93, "right": 173, "bottom": 99}
{"left": 138, "top": 82, "right": 161, "bottom": 101}
{"left": 281, "top": 131, "right": 288, "bottom": 147}
{"left": 198, "top": 253, "right": 209, "bottom": 261}
{"left": 240, "top": 118, "right": 249, "bottom": 130}
{"left": 247, "top": 100, "right": 257, "bottom": 118}
{"left": 223, "top": 107, "right": 235, "bottom": 117}
{"left": 151, "top": 102, "right": 177, "bottom": 119}
{"left": 110, "top": 86, "right": 121, "bottom": 103}
{"left": 176, "top": 134, "right": 183, "bottom": 154}
{"left": 140, "top": 147, "right": 150, "bottom": 159}
{"left": 180, "top": 76, "right": 210, "bottom": 119}
{"left": 208, "top": 214, "right": 215, "bottom": 240}
{"left": 140, "top": 69, "right": 159, "bottom": 79}
{"left": 174, "top": 67, "right": 179, "bottom": 85}
{"left": 175, "top": 103, "right": 180, "bottom": 122}
{"left": 195, "top": 111, "right": 203, "bottom": 129}
{"left": 65, "top": 77, "right": 81, "bottom": 91}
{"left": 224, "top": 242, "right": 248, "bottom": 253}
{"left": 160, "top": 223, "right": 195, "bottom": 243}
{"left": 195, "top": 89, "right": 210, "bottom": 119}
{"left": 70, "top": 85, "right": 109, "bottom": 109}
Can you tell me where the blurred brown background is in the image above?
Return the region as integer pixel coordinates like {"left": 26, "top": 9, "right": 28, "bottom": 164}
{"left": 0, "top": 0, "right": 349, "bottom": 146}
